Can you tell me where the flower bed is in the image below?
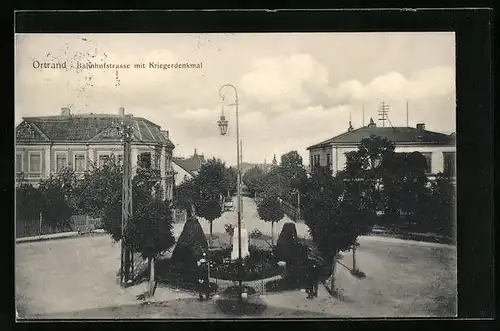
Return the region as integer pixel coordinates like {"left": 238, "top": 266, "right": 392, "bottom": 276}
{"left": 209, "top": 246, "right": 282, "bottom": 281}
{"left": 155, "top": 258, "right": 218, "bottom": 293}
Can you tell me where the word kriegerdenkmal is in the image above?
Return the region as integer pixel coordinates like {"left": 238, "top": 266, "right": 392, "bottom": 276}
{"left": 147, "top": 62, "right": 203, "bottom": 69}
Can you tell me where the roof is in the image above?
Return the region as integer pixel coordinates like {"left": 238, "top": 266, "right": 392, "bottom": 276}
{"left": 173, "top": 157, "right": 203, "bottom": 175}
{"left": 307, "top": 125, "right": 455, "bottom": 150}
{"left": 172, "top": 159, "right": 197, "bottom": 177}
{"left": 15, "top": 113, "right": 175, "bottom": 148}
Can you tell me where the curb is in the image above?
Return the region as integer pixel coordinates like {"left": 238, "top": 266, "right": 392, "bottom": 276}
{"left": 16, "top": 229, "right": 107, "bottom": 244}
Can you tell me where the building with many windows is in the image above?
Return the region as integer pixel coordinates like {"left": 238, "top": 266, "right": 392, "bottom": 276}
{"left": 307, "top": 118, "right": 456, "bottom": 179}
{"left": 15, "top": 107, "right": 176, "bottom": 200}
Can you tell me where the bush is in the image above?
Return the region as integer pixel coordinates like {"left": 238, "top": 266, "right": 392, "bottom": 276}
{"left": 264, "top": 278, "right": 305, "bottom": 293}
{"left": 171, "top": 216, "right": 208, "bottom": 267}
{"left": 276, "top": 223, "right": 305, "bottom": 268}
{"left": 209, "top": 245, "right": 281, "bottom": 281}
{"left": 155, "top": 258, "right": 218, "bottom": 293}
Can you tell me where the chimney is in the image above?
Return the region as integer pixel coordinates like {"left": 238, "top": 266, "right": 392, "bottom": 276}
{"left": 119, "top": 107, "right": 125, "bottom": 117}
{"left": 60, "top": 107, "right": 71, "bottom": 117}
{"left": 416, "top": 123, "right": 425, "bottom": 131}
{"left": 161, "top": 129, "right": 169, "bottom": 139}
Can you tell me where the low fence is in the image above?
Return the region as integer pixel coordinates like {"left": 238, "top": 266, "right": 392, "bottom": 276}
{"left": 16, "top": 215, "right": 103, "bottom": 239}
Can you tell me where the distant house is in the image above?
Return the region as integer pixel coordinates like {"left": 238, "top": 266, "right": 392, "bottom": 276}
{"left": 172, "top": 160, "right": 195, "bottom": 186}
{"left": 15, "top": 107, "right": 176, "bottom": 200}
{"left": 172, "top": 149, "right": 205, "bottom": 185}
{"left": 306, "top": 118, "right": 456, "bottom": 179}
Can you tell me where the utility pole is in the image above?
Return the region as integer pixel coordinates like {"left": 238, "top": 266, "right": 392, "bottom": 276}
{"left": 406, "top": 101, "right": 409, "bottom": 127}
{"left": 240, "top": 140, "right": 243, "bottom": 215}
{"left": 378, "top": 101, "right": 390, "bottom": 127}
{"left": 362, "top": 100, "right": 365, "bottom": 126}
{"left": 121, "top": 115, "right": 133, "bottom": 286}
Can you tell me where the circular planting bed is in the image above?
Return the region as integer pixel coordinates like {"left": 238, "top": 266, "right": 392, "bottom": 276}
{"left": 155, "top": 258, "right": 219, "bottom": 293}
{"left": 208, "top": 246, "right": 282, "bottom": 281}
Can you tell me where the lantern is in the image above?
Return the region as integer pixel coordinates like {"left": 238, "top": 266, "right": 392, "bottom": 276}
{"left": 218, "top": 114, "right": 228, "bottom": 135}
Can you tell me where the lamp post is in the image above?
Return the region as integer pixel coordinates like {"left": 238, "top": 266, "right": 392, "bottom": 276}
{"left": 217, "top": 84, "right": 243, "bottom": 302}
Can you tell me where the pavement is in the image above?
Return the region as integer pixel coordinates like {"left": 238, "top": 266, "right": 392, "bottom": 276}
{"left": 180, "top": 195, "right": 311, "bottom": 241}
{"left": 16, "top": 229, "right": 107, "bottom": 244}
{"left": 16, "top": 195, "right": 457, "bottom": 318}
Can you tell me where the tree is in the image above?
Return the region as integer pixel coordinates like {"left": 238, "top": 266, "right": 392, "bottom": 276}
{"left": 301, "top": 167, "right": 375, "bottom": 292}
{"left": 126, "top": 198, "right": 175, "bottom": 296}
{"left": 38, "top": 170, "right": 76, "bottom": 230}
{"left": 415, "top": 173, "right": 455, "bottom": 236}
{"left": 242, "top": 166, "right": 265, "bottom": 196}
{"left": 344, "top": 135, "right": 395, "bottom": 213}
{"left": 174, "top": 158, "right": 235, "bottom": 238}
{"left": 224, "top": 166, "right": 238, "bottom": 196}
{"left": 75, "top": 156, "right": 123, "bottom": 241}
{"left": 381, "top": 151, "right": 429, "bottom": 220}
{"left": 198, "top": 198, "right": 222, "bottom": 238}
{"left": 257, "top": 195, "right": 284, "bottom": 245}
{"left": 16, "top": 180, "right": 43, "bottom": 222}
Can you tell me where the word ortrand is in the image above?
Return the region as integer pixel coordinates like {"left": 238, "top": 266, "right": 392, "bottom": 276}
{"left": 32, "top": 60, "right": 203, "bottom": 70}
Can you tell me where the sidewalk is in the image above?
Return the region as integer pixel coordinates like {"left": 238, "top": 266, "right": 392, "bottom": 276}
{"left": 16, "top": 229, "right": 107, "bottom": 244}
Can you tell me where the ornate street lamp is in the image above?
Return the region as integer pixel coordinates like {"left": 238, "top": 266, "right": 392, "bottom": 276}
{"left": 217, "top": 102, "right": 229, "bottom": 136}
{"left": 218, "top": 84, "right": 247, "bottom": 303}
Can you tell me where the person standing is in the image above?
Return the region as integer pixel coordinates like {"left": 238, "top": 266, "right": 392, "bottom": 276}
{"left": 197, "top": 252, "right": 211, "bottom": 300}
{"left": 311, "top": 261, "right": 319, "bottom": 298}
{"left": 305, "top": 259, "right": 315, "bottom": 299}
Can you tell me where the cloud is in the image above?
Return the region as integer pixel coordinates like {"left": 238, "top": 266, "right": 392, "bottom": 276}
{"left": 328, "top": 66, "right": 455, "bottom": 103}
{"left": 15, "top": 33, "right": 456, "bottom": 165}
{"left": 239, "top": 53, "right": 329, "bottom": 111}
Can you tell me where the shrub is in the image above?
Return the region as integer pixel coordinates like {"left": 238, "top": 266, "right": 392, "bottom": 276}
{"left": 209, "top": 245, "right": 280, "bottom": 281}
{"left": 276, "top": 223, "right": 309, "bottom": 281}
{"left": 171, "top": 216, "right": 208, "bottom": 268}
{"left": 155, "top": 257, "right": 218, "bottom": 292}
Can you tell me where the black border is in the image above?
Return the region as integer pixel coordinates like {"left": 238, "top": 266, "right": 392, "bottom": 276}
{"left": 9, "top": 8, "right": 494, "bottom": 329}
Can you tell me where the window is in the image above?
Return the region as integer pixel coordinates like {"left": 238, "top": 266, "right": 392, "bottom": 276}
{"left": 74, "top": 154, "right": 85, "bottom": 172}
{"left": 421, "top": 152, "right": 432, "bottom": 173}
{"left": 139, "top": 152, "right": 151, "bottom": 168}
{"left": 326, "top": 153, "right": 331, "bottom": 167}
{"left": 16, "top": 153, "right": 22, "bottom": 173}
{"left": 56, "top": 153, "right": 68, "bottom": 172}
{"left": 98, "top": 155, "right": 110, "bottom": 167}
{"left": 29, "top": 153, "right": 41, "bottom": 173}
{"left": 443, "top": 152, "right": 456, "bottom": 176}
{"left": 313, "top": 155, "right": 320, "bottom": 166}
{"left": 154, "top": 152, "right": 160, "bottom": 169}
{"left": 310, "top": 156, "right": 313, "bottom": 168}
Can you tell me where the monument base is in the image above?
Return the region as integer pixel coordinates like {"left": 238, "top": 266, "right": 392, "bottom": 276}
{"left": 231, "top": 227, "right": 250, "bottom": 260}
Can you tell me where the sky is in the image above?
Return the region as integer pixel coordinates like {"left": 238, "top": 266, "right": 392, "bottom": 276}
{"left": 15, "top": 33, "right": 456, "bottom": 166}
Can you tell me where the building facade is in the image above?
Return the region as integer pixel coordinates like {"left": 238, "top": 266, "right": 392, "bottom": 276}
{"left": 307, "top": 118, "right": 456, "bottom": 179}
{"left": 15, "top": 107, "right": 176, "bottom": 201}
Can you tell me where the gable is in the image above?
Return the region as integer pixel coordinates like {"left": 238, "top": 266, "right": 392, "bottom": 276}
{"left": 16, "top": 121, "right": 49, "bottom": 142}
{"left": 89, "top": 125, "right": 123, "bottom": 141}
